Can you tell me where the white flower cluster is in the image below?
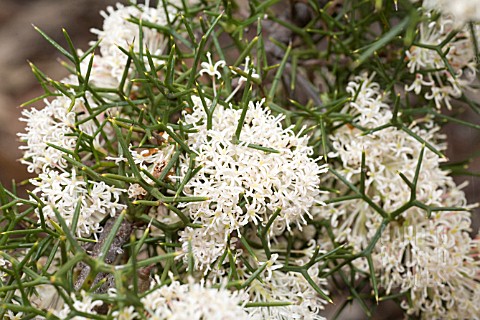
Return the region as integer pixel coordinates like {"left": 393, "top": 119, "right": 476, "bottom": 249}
{"left": 179, "top": 95, "right": 327, "bottom": 268}
{"left": 87, "top": 2, "right": 169, "bottom": 88}
{"left": 140, "top": 277, "right": 250, "bottom": 320}
{"left": 318, "top": 73, "right": 480, "bottom": 318}
{"left": 412, "top": 0, "right": 480, "bottom": 27}
{"left": 405, "top": 9, "right": 480, "bottom": 109}
{"left": 31, "top": 169, "right": 126, "bottom": 237}
{"left": 17, "top": 3, "right": 170, "bottom": 238}
{"left": 19, "top": 92, "right": 126, "bottom": 237}
{"left": 18, "top": 95, "right": 96, "bottom": 173}
{"left": 179, "top": 226, "right": 229, "bottom": 271}
{"left": 245, "top": 252, "right": 328, "bottom": 320}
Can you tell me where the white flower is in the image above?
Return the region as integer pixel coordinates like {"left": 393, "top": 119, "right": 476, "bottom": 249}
{"left": 199, "top": 52, "right": 226, "bottom": 79}
{"left": 257, "top": 253, "right": 283, "bottom": 281}
{"left": 55, "top": 290, "right": 103, "bottom": 319}
{"left": 92, "top": 3, "right": 169, "bottom": 56}
{"left": 226, "top": 56, "right": 260, "bottom": 103}
{"left": 128, "top": 183, "right": 148, "bottom": 200}
{"left": 179, "top": 96, "right": 327, "bottom": 248}
{"left": 5, "top": 311, "right": 23, "bottom": 320}
{"left": 63, "top": 53, "right": 124, "bottom": 91}
{"left": 232, "top": 56, "right": 260, "bottom": 85}
{"left": 141, "top": 276, "right": 250, "bottom": 320}
{"left": 31, "top": 169, "right": 126, "bottom": 237}
{"left": 106, "top": 155, "right": 128, "bottom": 164}
{"left": 405, "top": 73, "right": 434, "bottom": 95}
{"left": 179, "top": 227, "right": 230, "bottom": 272}
{"left": 317, "top": 73, "right": 480, "bottom": 319}
{"left": 198, "top": 52, "right": 226, "bottom": 97}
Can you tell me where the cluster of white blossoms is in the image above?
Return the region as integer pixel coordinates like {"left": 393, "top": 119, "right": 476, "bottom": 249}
{"left": 18, "top": 95, "right": 96, "bottom": 173}
{"left": 18, "top": 2, "right": 173, "bottom": 238}
{"left": 35, "top": 279, "right": 249, "bottom": 320}
{"left": 17, "top": 5, "right": 147, "bottom": 236}
{"left": 18, "top": 93, "right": 126, "bottom": 236}
{"left": 139, "top": 277, "right": 250, "bottom": 320}
{"left": 87, "top": 2, "right": 170, "bottom": 89}
{"left": 178, "top": 94, "right": 327, "bottom": 269}
{"left": 30, "top": 169, "right": 126, "bottom": 237}
{"left": 244, "top": 251, "right": 328, "bottom": 320}
{"left": 107, "top": 277, "right": 250, "bottom": 320}
{"left": 317, "top": 73, "right": 480, "bottom": 318}
{"left": 405, "top": 7, "right": 480, "bottom": 109}
{"left": 179, "top": 226, "right": 230, "bottom": 271}
{"left": 411, "top": 0, "right": 480, "bottom": 27}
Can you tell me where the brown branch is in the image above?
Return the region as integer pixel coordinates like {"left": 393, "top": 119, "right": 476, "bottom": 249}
{"left": 74, "top": 217, "right": 133, "bottom": 292}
